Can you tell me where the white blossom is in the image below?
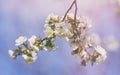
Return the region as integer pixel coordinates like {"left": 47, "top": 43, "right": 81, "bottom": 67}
{"left": 15, "top": 36, "right": 27, "bottom": 46}
{"left": 95, "top": 46, "right": 106, "bottom": 56}
{"left": 67, "top": 13, "right": 74, "bottom": 19}
{"left": 8, "top": 13, "right": 107, "bottom": 66}
{"left": 28, "top": 35, "right": 37, "bottom": 46}
{"left": 44, "top": 26, "right": 54, "bottom": 38}
{"left": 32, "top": 46, "right": 39, "bottom": 52}
{"left": 55, "top": 22, "right": 66, "bottom": 32}
{"left": 22, "top": 55, "right": 37, "bottom": 64}
{"left": 66, "top": 30, "right": 79, "bottom": 47}
{"left": 80, "top": 51, "right": 87, "bottom": 59}
{"left": 64, "top": 30, "right": 73, "bottom": 38}
{"left": 95, "top": 46, "right": 107, "bottom": 64}
{"left": 96, "top": 55, "right": 107, "bottom": 64}
{"left": 87, "top": 33, "right": 101, "bottom": 47}
{"left": 31, "top": 51, "right": 37, "bottom": 57}
{"left": 79, "top": 16, "right": 92, "bottom": 28}
{"left": 22, "top": 51, "right": 37, "bottom": 64}
{"left": 8, "top": 50, "right": 16, "bottom": 59}
{"left": 55, "top": 22, "right": 73, "bottom": 37}
{"left": 46, "top": 13, "right": 59, "bottom": 23}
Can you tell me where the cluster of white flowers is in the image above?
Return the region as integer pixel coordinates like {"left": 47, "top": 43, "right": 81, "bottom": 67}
{"left": 8, "top": 35, "right": 56, "bottom": 64}
{"left": 8, "top": 50, "right": 16, "bottom": 59}
{"left": 94, "top": 46, "right": 107, "bottom": 64}
{"left": 22, "top": 51, "right": 37, "bottom": 64}
{"left": 44, "top": 13, "right": 107, "bottom": 66}
{"left": 8, "top": 13, "right": 107, "bottom": 66}
{"left": 15, "top": 36, "right": 27, "bottom": 46}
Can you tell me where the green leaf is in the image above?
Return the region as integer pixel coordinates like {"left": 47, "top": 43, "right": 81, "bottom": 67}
{"left": 46, "top": 39, "right": 53, "bottom": 47}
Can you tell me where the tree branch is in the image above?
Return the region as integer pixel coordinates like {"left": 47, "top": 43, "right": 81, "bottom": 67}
{"left": 62, "top": 0, "right": 76, "bottom": 21}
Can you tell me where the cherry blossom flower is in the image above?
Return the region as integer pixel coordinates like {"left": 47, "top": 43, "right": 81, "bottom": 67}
{"left": 8, "top": 13, "right": 107, "bottom": 65}
{"left": 95, "top": 46, "right": 107, "bottom": 64}
{"left": 28, "top": 35, "right": 37, "bottom": 46}
{"left": 22, "top": 51, "right": 37, "bottom": 64}
{"left": 8, "top": 50, "right": 16, "bottom": 59}
{"left": 15, "top": 36, "right": 27, "bottom": 46}
{"left": 87, "top": 33, "right": 101, "bottom": 47}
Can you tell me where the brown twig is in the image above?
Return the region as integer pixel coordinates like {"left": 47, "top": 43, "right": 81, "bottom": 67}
{"left": 74, "top": 0, "right": 77, "bottom": 26}
{"left": 62, "top": 0, "right": 76, "bottom": 21}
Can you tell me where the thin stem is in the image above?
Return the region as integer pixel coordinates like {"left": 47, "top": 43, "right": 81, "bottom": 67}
{"left": 38, "top": 36, "right": 54, "bottom": 46}
{"left": 74, "top": 0, "right": 77, "bottom": 26}
{"left": 37, "top": 37, "right": 48, "bottom": 46}
{"left": 41, "top": 37, "right": 48, "bottom": 42}
{"left": 62, "top": 0, "right": 75, "bottom": 21}
{"left": 23, "top": 42, "right": 29, "bottom": 50}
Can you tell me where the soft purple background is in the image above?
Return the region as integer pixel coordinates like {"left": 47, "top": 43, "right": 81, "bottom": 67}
{"left": 0, "top": 0, "right": 120, "bottom": 75}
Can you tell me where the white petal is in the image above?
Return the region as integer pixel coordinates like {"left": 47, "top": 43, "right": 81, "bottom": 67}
{"left": 22, "top": 54, "right": 37, "bottom": 64}
{"left": 29, "top": 35, "right": 37, "bottom": 46}
{"left": 8, "top": 50, "right": 16, "bottom": 59}
{"left": 32, "top": 46, "right": 39, "bottom": 52}
{"left": 95, "top": 46, "right": 106, "bottom": 56}
{"left": 15, "top": 36, "right": 27, "bottom": 46}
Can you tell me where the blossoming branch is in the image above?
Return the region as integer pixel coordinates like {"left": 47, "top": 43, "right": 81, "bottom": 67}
{"left": 8, "top": 0, "right": 107, "bottom": 66}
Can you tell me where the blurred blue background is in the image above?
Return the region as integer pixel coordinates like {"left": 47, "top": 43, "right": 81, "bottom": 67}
{"left": 0, "top": 0, "right": 120, "bottom": 75}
